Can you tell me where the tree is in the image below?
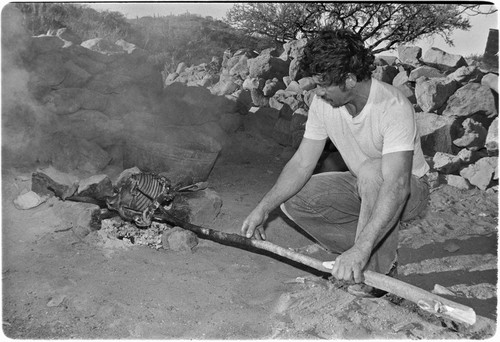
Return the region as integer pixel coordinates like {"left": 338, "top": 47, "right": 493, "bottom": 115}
{"left": 225, "top": 3, "right": 497, "bottom": 53}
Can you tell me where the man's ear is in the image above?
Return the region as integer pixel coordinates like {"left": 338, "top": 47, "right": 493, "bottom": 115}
{"left": 345, "top": 75, "right": 357, "bottom": 89}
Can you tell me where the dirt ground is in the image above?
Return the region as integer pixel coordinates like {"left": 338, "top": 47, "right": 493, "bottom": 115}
{"left": 2, "top": 130, "right": 498, "bottom": 339}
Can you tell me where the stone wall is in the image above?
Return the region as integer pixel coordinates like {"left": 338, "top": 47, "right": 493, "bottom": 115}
{"left": 166, "top": 38, "right": 499, "bottom": 191}
{"left": 1, "top": 5, "right": 241, "bottom": 183}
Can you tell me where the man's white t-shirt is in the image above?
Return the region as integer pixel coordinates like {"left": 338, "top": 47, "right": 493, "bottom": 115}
{"left": 304, "top": 78, "right": 429, "bottom": 178}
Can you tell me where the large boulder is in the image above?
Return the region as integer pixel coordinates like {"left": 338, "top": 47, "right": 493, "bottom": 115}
{"left": 248, "top": 53, "right": 289, "bottom": 80}
{"left": 397, "top": 45, "right": 422, "bottom": 66}
{"left": 446, "top": 66, "right": 483, "bottom": 84}
{"left": 485, "top": 117, "right": 499, "bottom": 155}
{"left": 460, "top": 157, "right": 498, "bottom": 190}
{"left": 421, "top": 47, "right": 468, "bottom": 72}
{"left": 415, "top": 77, "right": 459, "bottom": 113}
{"left": 453, "top": 118, "right": 488, "bottom": 151}
{"left": 372, "top": 65, "right": 399, "bottom": 84}
{"left": 416, "top": 112, "right": 457, "bottom": 155}
{"left": 282, "top": 38, "right": 307, "bottom": 60}
{"left": 481, "top": 73, "right": 499, "bottom": 93}
{"left": 442, "top": 83, "right": 498, "bottom": 119}
{"left": 81, "top": 38, "right": 125, "bottom": 56}
{"left": 408, "top": 66, "right": 444, "bottom": 81}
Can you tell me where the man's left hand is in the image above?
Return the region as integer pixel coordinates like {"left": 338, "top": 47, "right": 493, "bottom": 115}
{"left": 331, "top": 245, "right": 370, "bottom": 283}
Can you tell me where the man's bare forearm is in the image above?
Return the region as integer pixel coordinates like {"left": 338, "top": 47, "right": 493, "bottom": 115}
{"left": 355, "top": 179, "right": 410, "bottom": 253}
{"left": 256, "top": 158, "right": 314, "bottom": 215}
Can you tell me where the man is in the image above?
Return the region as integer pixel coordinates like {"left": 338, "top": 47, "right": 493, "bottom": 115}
{"left": 241, "top": 29, "right": 430, "bottom": 296}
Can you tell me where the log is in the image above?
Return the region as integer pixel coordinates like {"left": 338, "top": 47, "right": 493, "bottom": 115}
{"left": 141, "top": 207, "right": 477, "bottom": 326}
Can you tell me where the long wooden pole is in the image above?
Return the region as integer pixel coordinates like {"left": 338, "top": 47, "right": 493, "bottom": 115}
{"left": 154, "top": 208, "right": 476, "bottom": 326}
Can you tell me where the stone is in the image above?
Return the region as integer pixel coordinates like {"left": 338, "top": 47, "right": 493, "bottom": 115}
{"left": 273, "top": 117, "right": 292, "bottom": 146}
{"left": 446, "top": 66, "right": 483, "bottom": 84}
{"left": 262, "top": 78, "right": 286, "bottom": 97}
{"left": 282, "top": 38, "right": 307, "bottom": 60}
{"left": 432, "top": 152, "right": 462, "bottom": 174}
{"left": 81, "top": 38, "right": 124, "bottom": 56}
{"left": 375, "top": 55, "right": 398, "bottom": 66}
{"left": 425, "top": 171, "right": 443, "bottom": 189}
{"left": 408, "top": 66, "right": 444, "bottom": 81}
{"left": 42, "top": 88, "right": 109, "bottom": 115}
{"left": 285, "top": 80, "right": 302, "bottom": 93}
{"left": 415, "top": 77, "right": 458, "bottom": 113}
{"left": 397, "top": 45, "right": 422, "bottom": 66}
{"left": 40, "top": 132, "right": 111, "bottom": 174}
{"left": 460, "top": 157, "right": 498, "bottom": 190}
{"left": 392, "top": 71, "right": 410, "bottom": 88}
{"left": 297, "top": 77, "right": 316, "bottom": 91}
{"left": 457, "top": 148, "right": 486, "bottom": 164}
{"left": 183, "top": 189, "right": 222, "bottom": 226}
{"left": 248, "top": 53, "right": 289, "bottom": 80}
{"left": 481, "top": 73, "right": 498, "bottom": 93}
{"left": 445, "top": 175, "right": 473, "bottom": 190}
{"left": 162, "top": 227, "right": 198, "bottom": 252}
{"left": 229, "top": 55, "right": 250, "bottom": 79}
{"left": 372, "top": 65, "right": 399, "bottom": 84}
{"left": 421, "top": 47, "right": 468, "bottom": 72}
{"left": 453, "top": 118, "right": 488, "bottom": 150}
{"left": 76, "top": 175, "right": 114, "bottom": 202}
{"left": 485, "top": 117, "right": 498, "bottom": 155}
{"left": 210, "top": 74, "right": 239, "bottom": 96}
{"left": 31, "top": 166, "right": 79, "bottom": 199}
{"left": 396, "top": 82, "right": 416, "bottom": 103}
{"left": 13, "top": 191, "right": 48, "bottom": 210}
{"left": 272, "top": 90, "right": 304, "bottom": 112}
{"left": 416, "top": 112, "right": 457, "bottom": 155}
{"left": 442, "top": 83, "right": 497, "bottom": 118}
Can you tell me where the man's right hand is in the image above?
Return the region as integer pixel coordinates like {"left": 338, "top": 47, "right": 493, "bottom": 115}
{"left": 241, "top": 207, "right": 268, "bottom": 240}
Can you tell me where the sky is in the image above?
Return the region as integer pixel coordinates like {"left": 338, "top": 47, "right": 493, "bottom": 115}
{"left": 84, "top": 1, "right": 498, "bottom": 57}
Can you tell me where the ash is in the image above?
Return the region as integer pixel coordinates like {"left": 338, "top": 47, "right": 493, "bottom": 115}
{"left": 101, "top": 217, "right": 172, "bottom": 249}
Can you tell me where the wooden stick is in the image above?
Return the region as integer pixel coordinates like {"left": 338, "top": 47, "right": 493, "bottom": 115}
{"left": 153, "top": 208, "right": 476, "bottom": 325}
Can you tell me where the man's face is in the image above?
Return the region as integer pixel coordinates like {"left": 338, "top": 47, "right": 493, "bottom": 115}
{"left": 313, "top": 75, "right": 350, "bottom": 108}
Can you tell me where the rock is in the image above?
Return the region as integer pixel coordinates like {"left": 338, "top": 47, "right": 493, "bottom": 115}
{"left": 262, "top": 78, "right": 286, "bottom": 97}
{"left": 40, "top": 132, "right": 111, "bottom": 174}
{"left": 457, "top": 148, "right": 486, "bottom": 164}
{"left": 282, "top": 38, "right": 307, "bottom": 60}
{"left": 425, "top": 171, "right": 443, "bottom": 189}
{"left": 392, "top": 70, "right": 410, "bottom": 88}
{"left": 42, "top": 88, "right": 109, "bottom": 115}
{"left": 31, "top": 166, "right": 79, "bottom": 199}
{"left": 396, "top": 82, "right": 416, "bottom": 103}
{"left": 408, "top": 66, "right": 444, "bottom": 81}
{"left": 375, "top": 55, "right": 398, "bottom": 66}
{"left": 273, "top": 117, "right": 292, "bottom": 146}
{"left": 453, "top": 118, "right": 488, "bottom": 150}
{"left": 76, "top": 175, "right": 114, "bottom": 202}
{"left": 162, "top": 227, "right": 198, "bottom": 252}
{"left": 432, "top": 152, "right": 462, "bottom": 174}
{"left": 460, "top": 157, "right": 498, "bottom": 190}
{"left": 290, "top": 109, "right": 308, "bottom": 148}
{"left": 285, "top": 80, "right": 302, "bottom": 93}
{"left": 372, "top": 65, "right": 399, "bottom": 84}
{"left": 481, "top": 73, "right": 498, "bottom": 93}
{"left": 13, "top": 191, "right": 48, "bottom": 210}
{"left": 81, "top": 38, "right": 124, "bottom": 56}
{"left": 421, "top": 47, "right": 467, "bottom": 72}
{"left": 210, "top": 74, "right": 239, "bottom": 96}
{"left": 397, "top": 45, "right": 422, "bottom": 66}
{"left": 443, "top": 241, "right": 461, "bottom": 253}
{"left": 485, "top": 117, "right": 498, "bottom": 155}
{"left": 445, "top": 175, "right": 473, "bottom": 190}
{"left": 183, "top": 189, "right": 222, "bottom": 226}
{"left": 415, "top": 77, "right": 458, "bottom": 113}
{"left": 61, "top": 60, "right": 92, "bottom": 88}
{"left": 47, "top": 294, "right": 67, "bottom": 307}
{"left": 442, "top": 83, "right": 497, "bottom": 119}
{"left": 248, "top": 53, "right": 289, "bottom": 80}
{"left": 446, "top": 66, "right": 483, "bottom": 84}
{"left": 432, "top": 284, "right": 456, "bottom": 296}
{"left": 416, "top": 112, "right": 457, "bottom": 155}
{"left": 229, "top": 54, "right": 250, "bottom": 79}
{"left": 298, "top": 77, "right": 316, "bottom": 91}
{"left": 176, "top": 62, "right": 187, "bottom": 74}
{"left": 272, "top": 90, "right": 304, "bottom": 112}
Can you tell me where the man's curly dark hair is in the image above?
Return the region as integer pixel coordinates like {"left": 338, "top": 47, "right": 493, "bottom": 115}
{"left": 299, "top": 29, "right": 375, "bottom": 86}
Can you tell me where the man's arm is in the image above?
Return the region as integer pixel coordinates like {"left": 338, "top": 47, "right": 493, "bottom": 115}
{"left": 241, "top": 137, "right": 326, "bottom": 239}
{"left": 331, "top": 150, "right": 412, "bottom": 282}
